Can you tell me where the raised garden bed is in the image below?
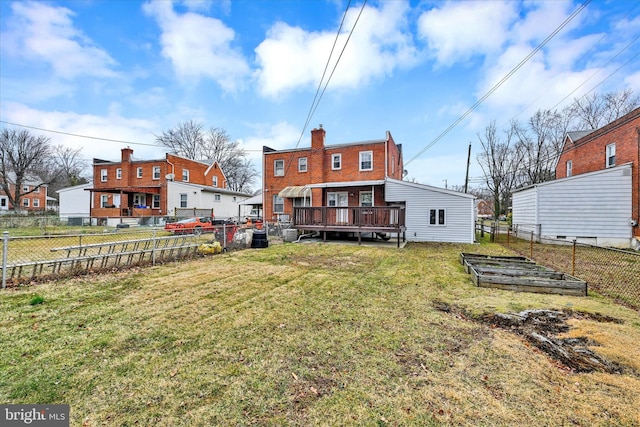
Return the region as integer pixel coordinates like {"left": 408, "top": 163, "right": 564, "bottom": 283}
{"left": 460, "top": 253, "right": 587, "bottom": 296}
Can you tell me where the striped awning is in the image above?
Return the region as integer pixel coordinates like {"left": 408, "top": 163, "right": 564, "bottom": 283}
{"left": 278, "top": 186, "right": 310, "bottom": 198}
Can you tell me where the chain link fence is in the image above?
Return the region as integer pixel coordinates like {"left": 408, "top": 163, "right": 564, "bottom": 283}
{"left": 478, "top": 221, "right": 640, "bottom": 309}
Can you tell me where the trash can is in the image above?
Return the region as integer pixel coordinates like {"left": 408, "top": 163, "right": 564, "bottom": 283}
{"left": 251, "top": 229, "right": 269, "bottom": 248}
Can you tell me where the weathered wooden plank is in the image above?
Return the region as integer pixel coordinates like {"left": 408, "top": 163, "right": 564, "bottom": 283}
{"left": 474, "top": 266, "right": 563, "bottom": 279}
{"left": 475, "top": 273, "right": 586, "bottom": 289}
{"left": 479, "top": 282, "right": 587, "bottom": 296}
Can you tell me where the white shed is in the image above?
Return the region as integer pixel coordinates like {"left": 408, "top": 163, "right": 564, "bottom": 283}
{"left": 384, "top": 178, "right": 476, "bottom": 243}
{"left": 57, "top": 183, "right": 92, "bottom": 221}
{"left": 166, "top": 181, "right": 252, "bottom": 220}
{"left": 512, "top": 163, "right": 633, "bottom": 247}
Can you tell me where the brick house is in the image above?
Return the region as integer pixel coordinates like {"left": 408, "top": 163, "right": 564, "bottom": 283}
{"left": 0, "top": 172, "right": 48, "bottom": 213}
{"left": 556, "top": 107, "right": 640, "bottom": 241}
{"left": 89, "top": 148, "right": 231, "bottom": 222}
{"left": 262, "top": 126, "right": 404, "bottom": 220}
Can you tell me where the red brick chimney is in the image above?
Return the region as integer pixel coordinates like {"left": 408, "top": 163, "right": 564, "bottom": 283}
{"left": 311, "top": 125, "right": 325, "bottom": 150}
{"left": 121, "top": 147, "right": 133, "bottom": 162}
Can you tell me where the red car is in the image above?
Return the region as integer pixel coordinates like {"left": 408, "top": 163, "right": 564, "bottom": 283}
{"left": 164, "top": 217, "right": 215, "bottom": 235}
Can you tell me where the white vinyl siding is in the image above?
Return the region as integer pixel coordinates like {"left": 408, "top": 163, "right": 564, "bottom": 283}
{"left": 512, "top": 164, "right": 632, "bottom": 245}
{"left": 385, "top": 178, "right": 475, "bottom": 243}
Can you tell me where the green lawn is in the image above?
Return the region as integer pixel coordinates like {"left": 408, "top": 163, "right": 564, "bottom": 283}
{"left": 1, "top": 241, "right": 639, "bottom": 426}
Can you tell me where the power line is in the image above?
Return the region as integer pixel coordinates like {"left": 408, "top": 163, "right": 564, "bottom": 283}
{"left": 404, "top": 0, "right": 592, "bottom": 167}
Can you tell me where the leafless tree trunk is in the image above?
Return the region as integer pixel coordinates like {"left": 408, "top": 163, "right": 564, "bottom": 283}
{"left": 0, "top": 128, "right": 53, "bottom": 210}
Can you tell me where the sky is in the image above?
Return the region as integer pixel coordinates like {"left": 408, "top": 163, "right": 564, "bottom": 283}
{"left": 1, "top": 0, "right": 639, "bottom": 193}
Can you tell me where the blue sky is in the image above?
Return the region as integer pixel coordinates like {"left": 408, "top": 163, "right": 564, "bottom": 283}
{"left": 1, "top": 0, "right": 639, "bottom": 191}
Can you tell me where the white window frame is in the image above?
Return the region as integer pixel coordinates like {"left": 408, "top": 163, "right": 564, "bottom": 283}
{"left": 33, "top": 198, "right": 40, "bottom": 208}
{"left": 298, "top": 157, "right": 307, "bottom": 173}
{"left": 34, "top": 186, "right": 40, "bottom": 194}
{"left": 332, "top": 154, "right": 342, "bottom": 170}
{"left": 101, "top": 194, "right": 109, "bottom": 208}
{"left": 152, "top": 194, "right": 160, "bottom": 209}
{"left": 429, "top": 208, "right": 446, "bottom": 226}
{"left": 274, "top": 159, "right": 285, "bottom": 177}
{"left": 606, "top": 143, "right": 616, "bottom": 168}
{"left": 153, "top": 166, "right": 161, "bottom": 180}
{"left": 182, "top": 169, "right": 190, "bottom": 182}
{"left": 22, "top": 185, "right": 29, "bottom": 192}
{"left": 100, "top": 169, "right": 107, "bottom": 182}
{"left": 180, "top": 193, "right": 188, "bottom": 208}
{"left": 213, "top": 176, "right": 218, "bottom": 187}
{"left": 360, "top": 191, "right": 373, "bottom": 207}
{"left": 273, "top": 195, "right": 284, "bottom": 213}
{"left": 214, "top": 194, "right": 221, "bottom": 202}
{"left": 359, "top": 151, "right": 373, "bottom": 171}
{"left": 566, "top": 160, "right": 572, "bottom": 177}
{"left": 116, "top": 168, "right": 122, "bottom": 180}
{"left": 22, "top": 198, "right": 30, "bottom": 207}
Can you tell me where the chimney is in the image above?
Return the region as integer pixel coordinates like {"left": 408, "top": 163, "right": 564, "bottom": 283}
{"left": 311, "top": 124, "right": 325, "bottom": 150}
{"left": 121, "top": 147, "right": 133, "bottom": 163}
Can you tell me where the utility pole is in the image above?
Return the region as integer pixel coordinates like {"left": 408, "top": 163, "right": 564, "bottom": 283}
{"left": 464, "top": 142, "right": 471, "bottom": 193}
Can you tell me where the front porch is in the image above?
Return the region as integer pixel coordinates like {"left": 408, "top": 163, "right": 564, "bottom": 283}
{"left": 292, "top": 206, "right": 406, "bottom": 247}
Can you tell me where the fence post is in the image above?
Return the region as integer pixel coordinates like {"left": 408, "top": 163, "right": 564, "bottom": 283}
{"left": 572, "top": 239, "right": 576, "bottom": 276}
{"left": 480, "top": 219, "right": 484, "bottom": 238}
{"left": 530, "top": 231, "right": 534, "bottom": 259}
{"left": 152, "top": 228, "right": 157, "bottom": 266}
{"left": 79, "top": 234, "right": 82, "bottom": 251}
{"left": 507, "top": 226, "right": 510, "bottom": 246}
{"left": 2, "top": 231, "right": 8, "bottom": 289}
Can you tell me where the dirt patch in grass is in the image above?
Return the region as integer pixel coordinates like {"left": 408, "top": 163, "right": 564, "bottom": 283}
{"left": 433, "top": 300, "right": 627, "bottom": 374}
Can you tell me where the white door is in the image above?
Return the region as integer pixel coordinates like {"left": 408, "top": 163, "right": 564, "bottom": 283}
{"left": 328, "top": 192, "right": 348, "bottom": 223}
{"left": 113, "top": 194, "right": 121, "bottom": 208}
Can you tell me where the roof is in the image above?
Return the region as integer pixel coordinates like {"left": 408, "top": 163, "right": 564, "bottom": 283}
{"left": 566, "top": 130, "right": 594, "bottom": 142}
{"left": 278, "top": 186, "right": 311, "bottom": 198}
{"left": 306, "top": 180, "right": 386, "bottom": 188}
{"left": 385, "top": 177, "right": 476, "bottom": 199}
{"left": 56, "top": 182, "right": 92, "bottom": 194}
{"left": 2, "top": 171, "right": 46, "bottom": 186}
{"left": 263, "top": 138, "right": 388, "bottom": 154}
{"left": 240, "top": 192, "right": 262, "bottom": 205}
{"left": 513, "top": 162, "right": 634, "bottom": 193}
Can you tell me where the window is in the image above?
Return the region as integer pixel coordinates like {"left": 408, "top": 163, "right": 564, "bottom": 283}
{"left": 332, "top": 154, "right": 342, "bottom": 170}
{"left": 101, "top": 195, "right": 109, "bottom": 208}
{"left": 101, "top": 169, "right": 107, "bottom": 182}
{"left": 136, "top": 167, "right": 143, "bottom": 178}
{"left": 34, "top": 186, "right": 40, "bottom": 194}
{"left": 133, "top": 194, "right": 144, "bottom": 206}
{"left": 152, "top": 194, "right": 160, "bottom": 209}
{"left": 22, "top": 198, "right": 30, "bottom": 207}
{"left": 274, "top": 159, "right": 284, "bottom": 176}
{"left": 22, "top": 185, "right": 29, "bottom": 192}
{"left": 359, "top": 151, "right": 373, "bottom": 171}
{"left": 182, "top": 169, "right": 190, "bottom": 182}
{"left": 153, "top": 166, "right": 161, "bottom": 180}
{"left": 606, "top": 143, "right": 616, "bottom": 168}
{"left": 566, "top": 160, "right": 572, "bottom": 177}
{"left": 273, "top": 195, "right": 284, "bottom": 213}
{"left": 298, "top": 157, "right": 307, "bottom": 172}
{"left": 360, "top": 191, "right": 373, "bottom": 207}
{"left": 116, "top": 168, "right": 122, "bottom": 179}
{"left": 429, "top": 208, "right": 446, "bottom": 226}
{"left": 33, "top": 199, "right": 39, "bottom": 207}
{"left": 213, "top": 176, "right": 218, "bottom": 187}
{"left": 180, "top": 193, "right": 188, "bottom": 208}
{"left": 214, "top": 194, "right": 221, "bottom": 202}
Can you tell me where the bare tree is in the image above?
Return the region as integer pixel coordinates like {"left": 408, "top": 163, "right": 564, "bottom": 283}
{"left": 0, "top": 128, "right": 54, "bottom": 210}
{"left": 155, "top": 121, "right": 258, "bottom": 192}
{"left": 38, "top": 145, "right": 89, "bottom": 196}
{"left": 476, "top": 122, "right": 522, "bottom": 218}
{"left": 569, "top": 89, "right": 639, "bottom": 129}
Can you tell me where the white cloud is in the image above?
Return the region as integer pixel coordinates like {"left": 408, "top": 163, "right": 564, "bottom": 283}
{"left": 254, "top": 1, "right": 417, "bottom": 97}
{"left": 0, "top": 102, "right": 163, "bottom": 168}
{"left": 417, "top": 1, "right": 517, "bottom": 67}
{"left": 142, "top": 1, "right": 249, "bottom": 92}
{"left": 2, "top": 1, "right": 117, "bottom": 79}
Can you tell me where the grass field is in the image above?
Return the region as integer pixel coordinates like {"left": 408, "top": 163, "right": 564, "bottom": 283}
{"left": 1, "top": 241, "right": 639, "bottom": 426}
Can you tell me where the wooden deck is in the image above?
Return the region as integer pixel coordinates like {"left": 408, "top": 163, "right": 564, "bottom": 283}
{"left": 292, "top": 206, "right": 406, "bottom": 247}
{"left": 460, "top": 253, "right": 587, "bottom": 296}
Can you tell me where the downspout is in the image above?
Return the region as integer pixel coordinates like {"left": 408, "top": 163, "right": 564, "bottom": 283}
{"left": 636, "top": 126, "right": 640, "bottom": 235}
{"left": 384, "top": 131, "right": 389, "bottom": 178}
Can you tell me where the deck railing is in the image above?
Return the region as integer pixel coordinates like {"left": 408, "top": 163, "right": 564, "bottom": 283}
{"left": 292, "top": 206, "right": 405, "bottom": 230}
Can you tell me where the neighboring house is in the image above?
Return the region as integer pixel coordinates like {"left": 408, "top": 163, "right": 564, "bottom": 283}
{"left": 89, "top": 148, "right": 249, "bottom": 225}
{"left": 0, "top": 172, "right": 48, "bottom": 213}
{"left": 263, "top": 125, "right": 404, "bottom": 221}
{"left": 555, "top": 107, "right": 640, "bottom": 247}
{"left": 476, "top": 199, "right": 493, "bottom": 219}
{"left": 512, "top": 164, "right": 633, "bottom": 248}
{"left": 385, "top": 178, "right": 476, "bottom": 244}
{"left": 57, "top": 182, "right": 92, "bottom": 222}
